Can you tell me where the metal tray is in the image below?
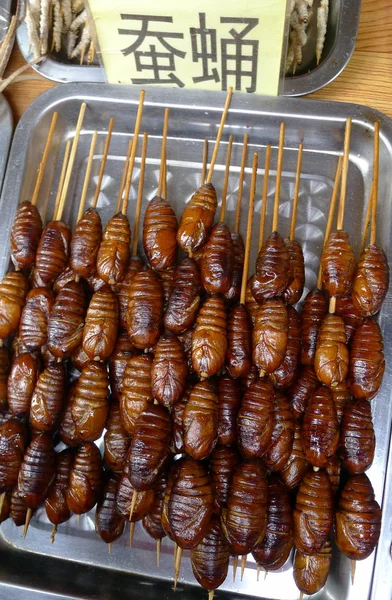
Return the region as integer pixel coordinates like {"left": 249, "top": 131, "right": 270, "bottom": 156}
{"left": 16, "top": 0, "right": 360, "bottom": 96}
{"left": 0, "top": 94, "right": 12, "bottom": 196}
{"left": 0, "top": 84, "right": 391, "bottom": 600}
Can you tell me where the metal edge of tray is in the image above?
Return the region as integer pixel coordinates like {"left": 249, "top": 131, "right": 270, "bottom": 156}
{"left": 0, "top": 94, "right": 13, "bottom": 198}
{"left": 0, "top": 0, "right": 11, "bottom": 42}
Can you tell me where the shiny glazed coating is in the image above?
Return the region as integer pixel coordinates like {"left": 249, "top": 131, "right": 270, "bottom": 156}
{"left": 217, "top": 375, "right": 241, "bottom": 446}
{"left": 161, "top": 461, "right": 180, "bottom": 540}
{"left": 300, "top": 288, "right": 328, "bottom": 366}
{"left": 335, "top": 473, "right": 381, "bottom": 560}
{"left": 293, "top": 539, "right": 332, "bottom": 595}
{"left": 112, "top": 257, "right": 144, "bottom": 329}
{"left": 252, "top": 476, "right": 293, "bottom": 570}
{"left": 264, "top": 391, "right": 295, "bottom": 472}
{"left": 29, "top": 364, "right": 65, "bottom": 433}
{"left": 221, "top": 460, "right": 268, "bottom": 555}
{"left": 237, "top": 379, "right": 275, "bottom": 458}
{"left": 332, "top": 381, "right": 352, "bottom": 423}
{"left": 83, "top": 286, "right": 119, "bottom": 361}
{"left": 66, "top": 442, "right": 103, "bottom": 515}
{"left": 0, "top": 272, "right": 28, "bottom": 339}
{"left": 10, "top": 201, "right": 43, "bottom": 271}
{"left": 177, "top": 183, "right": 217, "bottom": 253}
{"left": 20, "top": 288, "right": 53, "bottom": 351}
{"left": 151, "top": 333, "right": 188, "bottom": 408}
{"left": 70, "top": 207, "right": 102, "bottom": 279}
{"left": 59, "top": 382, "right": 82, "bottom": 447}
{"left": 35, "top": 221, "right": 72, "bottom": 286}
{"left": 0, "top": 347, "right": 9, "bottom": 409}
{"left": 95, "top": 473, "right": 125, "bottom": 543}
{"left": 164, "top": 257, "right": 201, "bottom": 334}
{"left": 191, "top": 516, "right": 230, "bottom": 591}
{"left": 170, "top": 389, "right": 188, "bottom": 454}
{"left": 245, "top": 278, "right": 258, "bottom": 326}
{"left": 126, "top": 269, "right": 163, "bottom": 350}
{"left": 224, "top": 232, "right": 244, "bottom": 304}
{"left": 17, "top": 434, "right": 56, "bottom": 508}
{"left": 335, "top": 294, "right": 364, "bottom": 344}
{"left": 71, "top": 361, "right": 109, "bottom": 442}
{"left": 288, "top": 366, "right": 319, "bottom": 420}
{"left": 183, "top": 380, "right": 219, "bottom": 460}
{"left": 350, "top": 317, "right": 385, "bottom": 399}
{"left": 0, "top": 419, "right": 26, "bottom": 492}
{"left": 116, "top": 454, "right": 154, "bottom": 520}
{"left": 108, "top": 330, "right": 136, "bottom": 401}
{"left": 225, "top": 304, "right": 252, "bottom": 379}
{"left": 302, "top": 386, "right": 339, "bottom": 468}
{"left": 352, "top": 242, "right": 389, "bottom": 316}
{"left": 293, "top": 470, "right": 334, "bottom": 554}
{"left": 340, "top": 399, "right": 375, "bottom": 474}
{"left": 142, "top": 470, "right": 167, "bottom": 540}
{"left": 8, "top": 352, "right": 40, "bottom": 416}
{"left": 200, "top": 222, "right": 234, "bottom": 295}
{"left": 53, "top": 265, "right": 76, "bottom": 294}
{"left": 104, "top": 401, "right": 131, "bottom": 473}
{"left": 321, "top": 230, "right": 355, "bottom": 297}
{"left": 159, "top": 268, "right": 175, "bottom": 311}
{"left": 143, "top": 196, "right": 178, "bottom": 271}
{"left": 314, "top": 314, "right": 349, "bottom": 388}
{"left": 45, "top": 449, "right": 73, "bottom": 526}
{"left": 270, "top": 305, "right": 301, "bottom": 389}
{"left": 251, "top": 232, "right": 291, "bottom": 303}
{"left": 209, "top": 445, "right": 239, "bottom": 514}
{"left": 71, "top": 344, "right": 90, "bottom": 372}
{"left": 47, "top": 281, "right": 87, "bottom": 359}
{"left": 192, "top": 295, "right": 227, "bottom": 379}
{"left": 11, "top": 487, "right": 30, "bottom": 526}
{"left": 283, "top": 239, "right": 305, "bottom": 305}
{"left": 253, "top": 299, "right": 288, "bottom": 375}
{"left": 120, "top": 354, "right": 153, "bottom": 434}
{"left": 96, "top": 212, "right": 131, "bottom": 285}
{"left": 326, "top": 455, "right": 341, "bottom": 497}
{"left": 280, "top": 422, "right": 310, "bottom": 490}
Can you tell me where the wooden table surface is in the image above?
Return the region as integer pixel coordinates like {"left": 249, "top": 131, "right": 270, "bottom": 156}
{"left": 2, "top": 0, "right": 392, "bottom": 124}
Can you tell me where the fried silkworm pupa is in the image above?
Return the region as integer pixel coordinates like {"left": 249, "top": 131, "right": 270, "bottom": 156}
{"left": 293, "top": 539, "right": 332, "bottom": 596}
{"left": 192, "top": 295, "right": 227, "bottom": 379}
{"left": 158, "top": 268, "right": 175, "bottom": 312}
{"left": 142, "top": 470, "right": 167, "bottom": 541}
{"left": 253, "top": 299, "right": 289, "bottom": 376}
{"left": 20, "top": 288, "right": 54, "bottom": 351}
{"left": 17, "top": 434, "right": 56, "bottom": 508}
{"left": 251, "top": 232, "right": 291, "bottom": 304}
{"left": 335, "top": 473, "right": 381, "bottom": 560}
{"left": 352, "top": 242, "right": 389, "bottom": 317}
{"left": 280, "top": 422, "right": 310, "bottom": 490}
{"left": 70, "top": 207, "right": 102, "bottom": 280}
{"left": 314, "top": 314, "right": 349, "bottom": 388}
{"left": 0, "top": 347, "right": 9, "bottom": 409}
{"left": 35, "top": 221, "right": 72, "bottom": 286}
{"left": 164, "top": 257, "right": 201, "bottom": 334}
{"left": 8, "top": 352, "right": 40, "bottom": 416}
{"left": 332, "top": 381, "right": 352, "bottom": 423}
{"left": 120, "top": 354, "right": 153, "bottom": 434}
{"left": 71, "top": 344, "right": 90, "bottom": 372}
{"left": 29, "top": 363, "right": 65, "bottom": 433}
{"left": 178, "top": 327, "right": 194, "bottom": 373}
{"left": 252, "top": 476, "right": 293, "bottom": 570}
{"left": 108, "top": 329, "right": 136, "bottom": 402}
{"left": 225, "top": 304, "right": 252, "bottom": 379}
{"left": 200, "top": 222, "right": 235, "bottom": 295}
{"left": 58, "top": 382, "right": 82, "bottom": 447}
{"left": 224, "top": 232, "right": 245, "bottom": 305}
{"left": 335, "top": 294, "right": 364, "bottom": 344}
{"left": 112, "top": 257, "right": 144, "bottom": 329}
{"left": 191, "top": 516, "right": 230, "bottom": 591}
{"left": 245, "top": 277, "right": 258, "bottom": 325}
{"left": 11, "top": 487, "right": 30, "bottom": 526}
{"left": 264, "top": 391, "right": 295, "bottom": 472}
{"left": 221, "top": 459, "right": 268, "bottom": 556}
{"left": 71, "top": 361, "right": 109, "bottom": 442}
{"left": 104, "top": 401, "right": 131, "bottom": 473}
{"left": 126, "top": 269, "right": 163, "bottom": 350}
{"left": 168, "top": 456, "right": 214, "bottom": 549}
{"left": 321, "top": 230, "right": 356, "bottom": 297}
{"left": 300, "top": 288, "right": 328, "bottom": 366}
{"left": 45, "top": 448, "right": 73, "bottom": 530}
{"left": 0, "top": 272, "right": 28, "bottom": 339}
{"left": 302, "top": 386, "right": 339, "bottom": 468}
{"left": 66, "top": 441, "right": 103, "bottom": 515}
{"left": 326, "top": 455, "right": 341, "bottom": 497}
{"left": 87, "top": 272, "right": 107, "bottom": 294}
{"left": 151, "top": 332, "right": 188, "bottom": 408}
{"left": 11, "top": 335, "right": 29, "bottom": 360}
{"left": 10, "top": 201, "right": 43, "bottom": 271}
{"left": 0, "top": 408, "right": 14, "bottom": 426}
{"left": 82, "top": 286, "right": 119, "bottom": 361}
{"left": 270, "top": 305, "right": 301, "bottom": 389}
{"left": 288, "top": 366, "right": 318, "bottom": 420}
{"left": 177, "top": 183, "right": 217, "bottom": 254}
{"left": 283, "top": 239, "right": 305, "bottom": 305}
{"left": 237, "top": 378, "right": 274, "bottom": 458}
{"left": 53, "top": 265, "right": 76, "bottom": 294}
{"left": 47, "top": 281, "right": 87, "bottom": 360}
{"left": 128, "top": 404, "right": 172, "bottom": 491}
{"left": 170, "top": 389, "right": 189, "bottom": 454}
{"left": 293, "top": 469, "right": 334, "bottom": 555}
{"left": 241, "top": 364, "right": 259, "bottom": 391}
{"left": 209, "top": 445, "right": 239, "bottom": 514}
{"left": 350, "top": 317, "right": 385, "bottom": 399}
{"left": 340, "top": 399, "right": 375, "bottom": 474}
{"left": 143, "top": 196, "right": 178, "bottom": 271}
{"left": 96, "top": 212, "right": 131, "bottom": 285}
{"left": 161, "top": 461, "right": 181, "bottom": 541}
{"left": 116, "top": 454, "right": 154, "bottom": 521}
{"left": 0, "top": 418, "right": 26, "bottom": 492}
{"left": 95, "top": 473, "right": 125, "bottom": 544}
{"left": 217, "top": 375, "right": 241, "bottom": 447}
{"left": 183, "top": 380, "right": 218, "bottom": 460}
{"left": 0, "top": 490, "right": 10, "bottom": 522}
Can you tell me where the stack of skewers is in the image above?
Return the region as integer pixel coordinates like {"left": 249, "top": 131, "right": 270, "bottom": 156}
{"left": 0, "top": 89, "right": 389, "bottom": 600}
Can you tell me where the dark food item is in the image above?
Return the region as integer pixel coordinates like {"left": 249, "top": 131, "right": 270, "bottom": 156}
{"left": 126, "top": 269, "right": 163, "bottom": 350}
{"left": 20, "top": 288, "right": 53, "bottom": 351}
{"left": 241, "top": 364, "right": 259, "bottom": 390}
{"left": 335, "top": 294, "right": 365, "bottom": 344}
{"left": 116, "top": 454, "right": 154, "bottom": 521}
{"left": 35, "top": 221, "right": 72, "bottom": 286}
{"left": 83, "top": 286, "right": 119, "bottom": 361}
{"left": 8, "top": 352, "right": 40, "bottom": 416}
{"left": 335, "top": 473, "right": 381, "bottom": 560}
{"left": 112, "top": 257, "right": 144, "bottom": 329}
{"left": 29, "top": 364, "right": 65, "bottom": 433}
{"left": 71, "top": 361, "right": 109, "bottom": 442}
{"left": 170, "top": 389, "right": 189, "bottom": 454}
{"left": 288, "top": 366, "right": 318, "bottom": 420}
{"left": 17, "top": 434, "right": 56, "bottom": 508}
{"left": 314, "top": 314, "right": 349, "bottom": 388}
{"left": 0, "top": 418, "right": 26, "bottom": 492}
{"left": 192, "top": 295, "right": 227, "bottom": 379}
{"left": 164, "top": 258, "right": 201, "bottom": 334}
{"left": 59, "top": 382, "right": 82, "bottom": 447}
{"left": 225, "top": 304, "right": 252, "bottom": 379}
{"left": 332, "top": 381, "right": 352, "bottom": 424}
{"left": 224, "top": 232, "right": 244, "bottom": 305}
{"left": 66, "top": 441, "right": 103, "bottom": 515}
{"left": 104, "top": 401, "right": 131, "bottom": 473}
{"left": 161, "top": 461, "right": 181, "bottom": 540}
{"left": 53, "top": 265, "right": 76, "bottom": 294}
{"left": 177, "top": 183, "right": 217, "bottom": 254}
{"left": 340, "top": 399, "right": 375, "bottom": 474}
{"left": 237, "top": 378, "right": 274, "bottom": 458}
{"left": 183, "top": 380, "right": 218, "bottom": 460}
{"left": 300, "top": 288, "right": 328, "bottom": 366}
{"left": 45, "top": 448, "right": 73, "bottom": 527}
{"left": 143, "top": 196, "right": 178, "bottom": 271}
{"left": 200, "top": 222, "right": 234, "bottom": 295}
{"left": 302, "top": 386, "right": 339, "bottom": 468}
{"left": 159, "top": 268, "right": 175, "bottom": 311}
{"left": 264, "top": 391, "right": 295, "bottom": 472}
{"left": 251, "top": 231, "right": 291, "bottom": 303}
{"left": 0, "top": 272, "right": 28, "bottom": 339}
{"left": 96, "top": 212, "right": 131, "bottom": 285}
{"left": 10, "top": 201, "right": 43, "bottom": 271}
{"left": 325, "top": 455, "right": 341, "bottom": 497}
{"left": 252, "top": 476, "right": 293, "bottom": 570}
{"left": 151, "top": 332, "right": 188, "bottom": 408}
{"left": 270, "top": 305, "right": 301, "bottom": 389}
{"left": 70, "top": 207, "right": 102, "bottom": 280}
{"left": 191, "top": 516, "right": 230, "bottom": 591}
{"left": 47, "top": 281, "right": 87, "bottom": 359}
{"left": 71, "top": 344, "right": 90, "bottom": 372}
{"left": 120, "top": 354, "right": 153, "bottom": 434}
{"left": 283, "top": 239, "right": 305, "bottom": 305}
{"left": 350, "top": 317, "right": 385, "bottom": 399}
{"left": 293, "top": 539, "right": 332, "bottom": 595}
{"left": 293, "top": 470, "right": 334, "bottom": 555}
{"left": 0, "top": 347, "right": 9, "bottom": 409}
{"left": 209, "top": 445, "right": 239, "bottom": 514}
{"left": 108, "top": 329, "right": 136, "bottom": 401}
{"left": 217, "top": 375, "right": 241, "bottom": 446}
{"left": 87, "top": 272, "right": 107, "bottom": 293}
{"left": 142, "top": 470, "right": 167, "bottom": 541}
{"left": 321, "top": 230, "right": 355, "bottom": 297}
{"left": 245, "top": 278, "right": 258, "bottom": 325}
{"left": 253, "top": 299, "right": 289, "bottom": 375}
{"left": 95, "top": 473, "right": 125, "bottom": 543}
{"left": 352, "top": 242, "right": 389, "bottom": 317}
{"left": 280, "top": 422, "right": 310, "bottom": 490}
{"left": 11, "top": 487, "right": 30, "bottom": 526}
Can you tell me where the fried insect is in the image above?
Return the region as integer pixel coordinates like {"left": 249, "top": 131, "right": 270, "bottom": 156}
{"left": 96, "top": 212, "right": 131, "bottom": 285}
{"left": 217, "top": 375, "right": 241, "bottom": 446}
{"left": 10, "top": 201, "right": 43, "bottom": 271}
{"left": 209, "top": 445, "right": 239, "bottom": 514}
{"left": 340, "top": 399, "right": 375, "bottom": 474}
{"left": 192, "top": 295, "right": 227, "bottom": 379}
{"left": 71, "top": 361, "right": 109, "bottom": 442}
{"left": 0, "top": 272, "right": 28, "bottom": 339}
{"left": 161, "top": 461, "right": 181, "bottom": 541}
{"left": 45, "top": 449, "right": 73, "bottom": 534}
{"left": 288, "top": 366, "right": 318, "bottom": 420}
{"left": 108, "top": 330, "right": 136, "bottom": 402}
{"left": 283, "top": 239, "right": 305, "bottom": 305}
{"left": 71, "top": 344, "right": 90, "bottom": 372}
{"left": 20, "top": 288, "right": 54, "bottom": 351}
{"left": 350, "top": 317, "right": 385, "bottom": 399}
{"left": 53, "top": 265, "right": 76, "bottom": 293}
{"left": 200, "top": 222, "right": 234, "bottom": 295}
{"left": 225, "top": 304, "right": 252, "bottom": 379}
{"left": 159, "top": 268, "right": 175, "bottom": 311}
{"left": 0, "top": 347, "right": 9, "bottom": 409}
{"left": 112, "top": 257, "right": 144, "bottom": 328}
{"left": 95, "top": 473, "right": 125, "bottom": 544}
{"left": 35, "top": 221, "right": 72, "bottom": 286}
{"left": 151, "top": 333, "right": 188, "bottom": 408}
{"left": 245, "top": 277, "right": 258, "bottom": 325}
{"left": 326, "top": 455, "right": 341, "bottom": 497}
{"left": 0, "top": 418, "right": 26, "bottom": 492}
{"left": 120, "top": 354, "right": 153, "bottom": 434}
{"left": 270, "top": 305, "right": 301, "bottom": 389}
{"left": 332, "top": 381, "right": 352, "bottom": 423}
{"left": 191, "top": 516, "right": 230, "bottom": 591}
{"left": 164, "top": 257, "right": 201, "bottom": 334}
{"left": 264, "top": 391, "right": 295, "bottom": 472}
{"left": 58, "top": 382, "right": 82, "bottom": 447}
{"left": 300, "top": 288, "right": 328, "bottom": 366}
{"left": 253, "top": 299, "right": 288, "bottom": 375}
{"left": 8, "top": 352, "right": 40, "bottom": 416}
{"left": 170, "top": 389, "right": 189, "bottom": 454}
{"left": 142, "top": 470, "right": 167, "bottom": 541}
{"left": 314, "top": 314, "right": 349, "bottom": 388}
{"left": 104, "top": 401, "right": 131, "bottom": 473}
{"left": 251, "top": 232, "right": 291, "bottom": 303}
{"left": 177, "top": 183, "right": 217, "bottom": 254}
{"left": 302, "top": 386, "right": 339, "bottom": 468}
{"left": 29, "top": 364, "right": 65, "bottom": 433}
{"left": 66, "top": 441, "right": 103, "bottom": 515}
{"left": 83, "top": 286, "right": 119, "bottom": 361}
{"left": 116, "top": 453, "right": 154, "bottom": 521}
{"left": 17, "top": 434, "right": 56, "bottom": 508}
{"left": 143, "top": 196, "right": 178, "bottom": 271}
{"left": 237, "top": 379, "right": 275, "bottom": 458}
{"left": 280, "top": 422, "right": 310, "bottom": 490}
{"left": 293, "top": 539, "right": 332, "bottom": 595}
{"left": 11, "top": 488, "right": 30, "bottom": 526}
{"left": 70, "top": 207, "right": 102, "bottom": 280}
{"left": 47, "top": 281, "right": 87, "bottom": 359}
{"left": 126, "top": 269, "right": 163, "bottom": 350}
{"left": 352, "top": 242, "right": 389, "bottom": 316}
{"left": 224, "top": 232, "right": 244, "bottom": 305}
{"left": 335, "top": 294, "right": 364, "bottom": 344}
{"left": 321, "top": 230, "right": 355, "bottom": 297}
{"left": 183, "top": 380, "right": 219, "bottom": 460}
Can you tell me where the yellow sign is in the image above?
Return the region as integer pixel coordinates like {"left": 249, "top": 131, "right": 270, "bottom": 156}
{"left": 88, "top": 0, "right": 288, "bottom": 95}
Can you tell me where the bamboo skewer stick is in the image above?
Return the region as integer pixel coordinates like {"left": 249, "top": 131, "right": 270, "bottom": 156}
{"left": 240, "top": 554, "right": 247, "bottom": 580}
{"left": 115, "top": 140, "right": 133, "bottom": 214}
{"left": 76, "top": 131, "right": 98, "bottom": 222}
{"left": 122, "top": 90, "right": 146, "bottom": 216}
{"left": 361, "top": 180, "right": 375, "bottom": 254}
{"left": 206, "top": 87, "right": 233, "bottom": 184}
{"left": 219, "top": 134, "right": 234, "bottom": 223}
{"left": 272, "top": 123, "right": 286, "bottom": 233}
{"left": 31, "top": 112, "right": 59, "bottom": 207}
{"left": 50, "top": 524, "right": 57, "bottom": 544}
{"left": 239, "top": 152, "right": 258, "bottom": 306}
{"left": 129, "top": 490, "right": 138, "bottom": 522}
{"left": 23, "top": 507, "right": 33, "bottom": 538}
{"left": 208, "top": 591, "right": 214, "bottom": 600}
{"left": 232, "top": 556, "right": 238, "bottom": 582}
{"left": 289, "top": 143, "right": 304, "bottom": 241}
{"left": 337, "top": 118, "right": 352, "bottom": 231}
{"left": 174, "top": 546, "right": 183, "bottom": 589}
{"left": 201, "top": 139, "right": 208, "bottom": 186}
{"left": 351, "top": 558, "right": 356, "bottom": 585}
{"left": 52, "top": 140, "right": 71, "bottom": 221}
{"left": 370, "top": 121, "right": 380, "bottom": 246}
{"left": 156, "top": 539, "right": 161, "bottom": 567}
{"left": 157, "top": 108, "right": 169, "bottom": 199}
{"left": 92, "top": 118, "right": 115, "bottom": 208}
{"left": 0, "top": 492, "right": 5, "bottom": 515}
{"left": 129, "top": 522, "right": 135, "bottom": 547}
{"left": 259, "top": 145, "right": 272, "bottom": 251}
{"left": 234, "top": 133, "right": 248, "bottom": 234}
{"left": 132, "top": 132, "right": 148, "bottom": 257}
{"left": 108, "top": 542, "right": 112, "bottom": 554}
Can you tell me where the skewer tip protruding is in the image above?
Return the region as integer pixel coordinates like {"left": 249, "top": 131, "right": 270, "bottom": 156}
{"left": 108, "top": 542, "right": 112, "bottom": 554}
{"left": 23, "top": 508, "right": 33, "bottom": 538}
{"left": 0, "top": 492, "right": 5, "bottom": 515}
{"left": 129, "top": 490, "right": 138, "bottom": 522}
{"left": 50, "top": 524, "right": 57, "bottom": 544}
{"left": 156, "top": 539, "right": 161, "bottom": 568}
{"left": 77, "top": 514, "right": 81, "bottom": 524}
{"left": 329, "top": 296, "right": 336, "bottom": 314}
{"left": 240, "top": 554, "right": 247, "bottom": 581}
{"left": 256, "top": 564, "right": 261, "bottom": 582}
{"left": 350, "top": 559, "right": 356, "bottom": 585}
{"left": 174, "top": 546, "right": 183, "bottom": 589}
{"left": 129, "top": 521, "right": 136, "bottom": 547}
{"left": 208, "top": 591, "right": 214, "bottom": 600}
{"left": 232, "top": 556, "right": 238, "bottom": 582}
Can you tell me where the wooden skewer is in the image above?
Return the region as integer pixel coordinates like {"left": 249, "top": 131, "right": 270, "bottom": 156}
{"left": 129, "top": 521, "right": 135, "bottom": 547}
{"left": 50, "top": 524, "right": 57, "bottom": 544}
{"left": 219, "top": 134, "right": 234, "bottom": 223}
{"left": 351, "top": 559, "right": 356, "bottom": 585}
{"left": 289, "top": 143, "right": 304, "bottom": 241}
{"left": 162, "top": 156, "right": 167, "bottom": 200}
{"left": 299, "top": 592, "right": 304, "bottom": 600}
{"left": 201, "top": 139, "right": 208, "bottom": 186}
{"left": 208, "top": 591, "right": 214, "bottom": 600}
{"left": 361, "top": 179, "right": 375, "bottom": 254}
{"left": 232, "top": 555, "right": 238, "bottom": 582}
{"left": 116, "top": 140, "right": 133, "bottom": 214}
{"left": 31, "top": 112, "right": 59, "bottom": 207}
{"left": 239, "top": 152, "right": 258, "bottom": 306}
{"left": 305, "top": 555, "right": 310, "bottom": 571}
{"left": 206, "top": 87, "right": 234, "bottom": 184}
{"left": 234, "top": 133, "right": 248, "bottom": 234}
{"left": 264, "top": 569, "right": 268, "bottom": 581}
{"left": 174, "top": 546, "right": 183, "bottom": 589}
{"left": 129, "top": 489, "right": 138, "bottom": 522}
{"left": 108, "top": 542, "right": 112, "bottom": 554}
{"left": 76, "top": 131, "right": 98, "bottom": 222}
{"left": 173, "top": 542, "right": 178, "bottom": 567}
{"left": 337, "top": 118, "right": 352, "bottom": 231}
{"left": 259, "top": 145, "right": 272, "bottom": 251}
{"left": 0, "top": 492, "right": 5, "bottom": 515}
{"left": 370, "top": 121, "right": 380, "bottom": 246}
{"left": 56, "top": 103, "right": 87, "bottom": 222}
{"left": 157, "top": 108, "right": 169, "bottom": 198}
{"left": 240, "top": 554, "right": 247, "bottom": 580}
{"left": 77, "top": 514, "right": 81, "bottom": 524}
{"left": 272, "top": 123, "right": 286, "bottom": 233}
{"left": 156, "top": 539, "right": 161, "bottom": 568}
{"left": 131, "top": 132, "right": 148, "bottom": 257}
{"left": 52, "top": 141, "right": 72, "bottom": 221}
{"left": 92, "top": 118, "right": 115, "bottom": 208}
{"left": 256, "top": 564, "right": 261, "bottom": 581}
{"left": 122, "top": 89, "right": 146, "bottom": 216}
{"left": 23, "top": 507, "right": 33, "bottom": 538}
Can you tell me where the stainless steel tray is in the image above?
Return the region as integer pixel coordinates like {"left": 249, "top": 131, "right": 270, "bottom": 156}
{"left": 0, "top": 94, "right": 12, "bottom": 196}
{"left": 0, "top": 0, "right": 11, "bottom": 43}
{"left": 16, "top": 0, "right": 360, "bottom": 95}
{"left": 1, "top": 84, "right": 391, "bottom": 600}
